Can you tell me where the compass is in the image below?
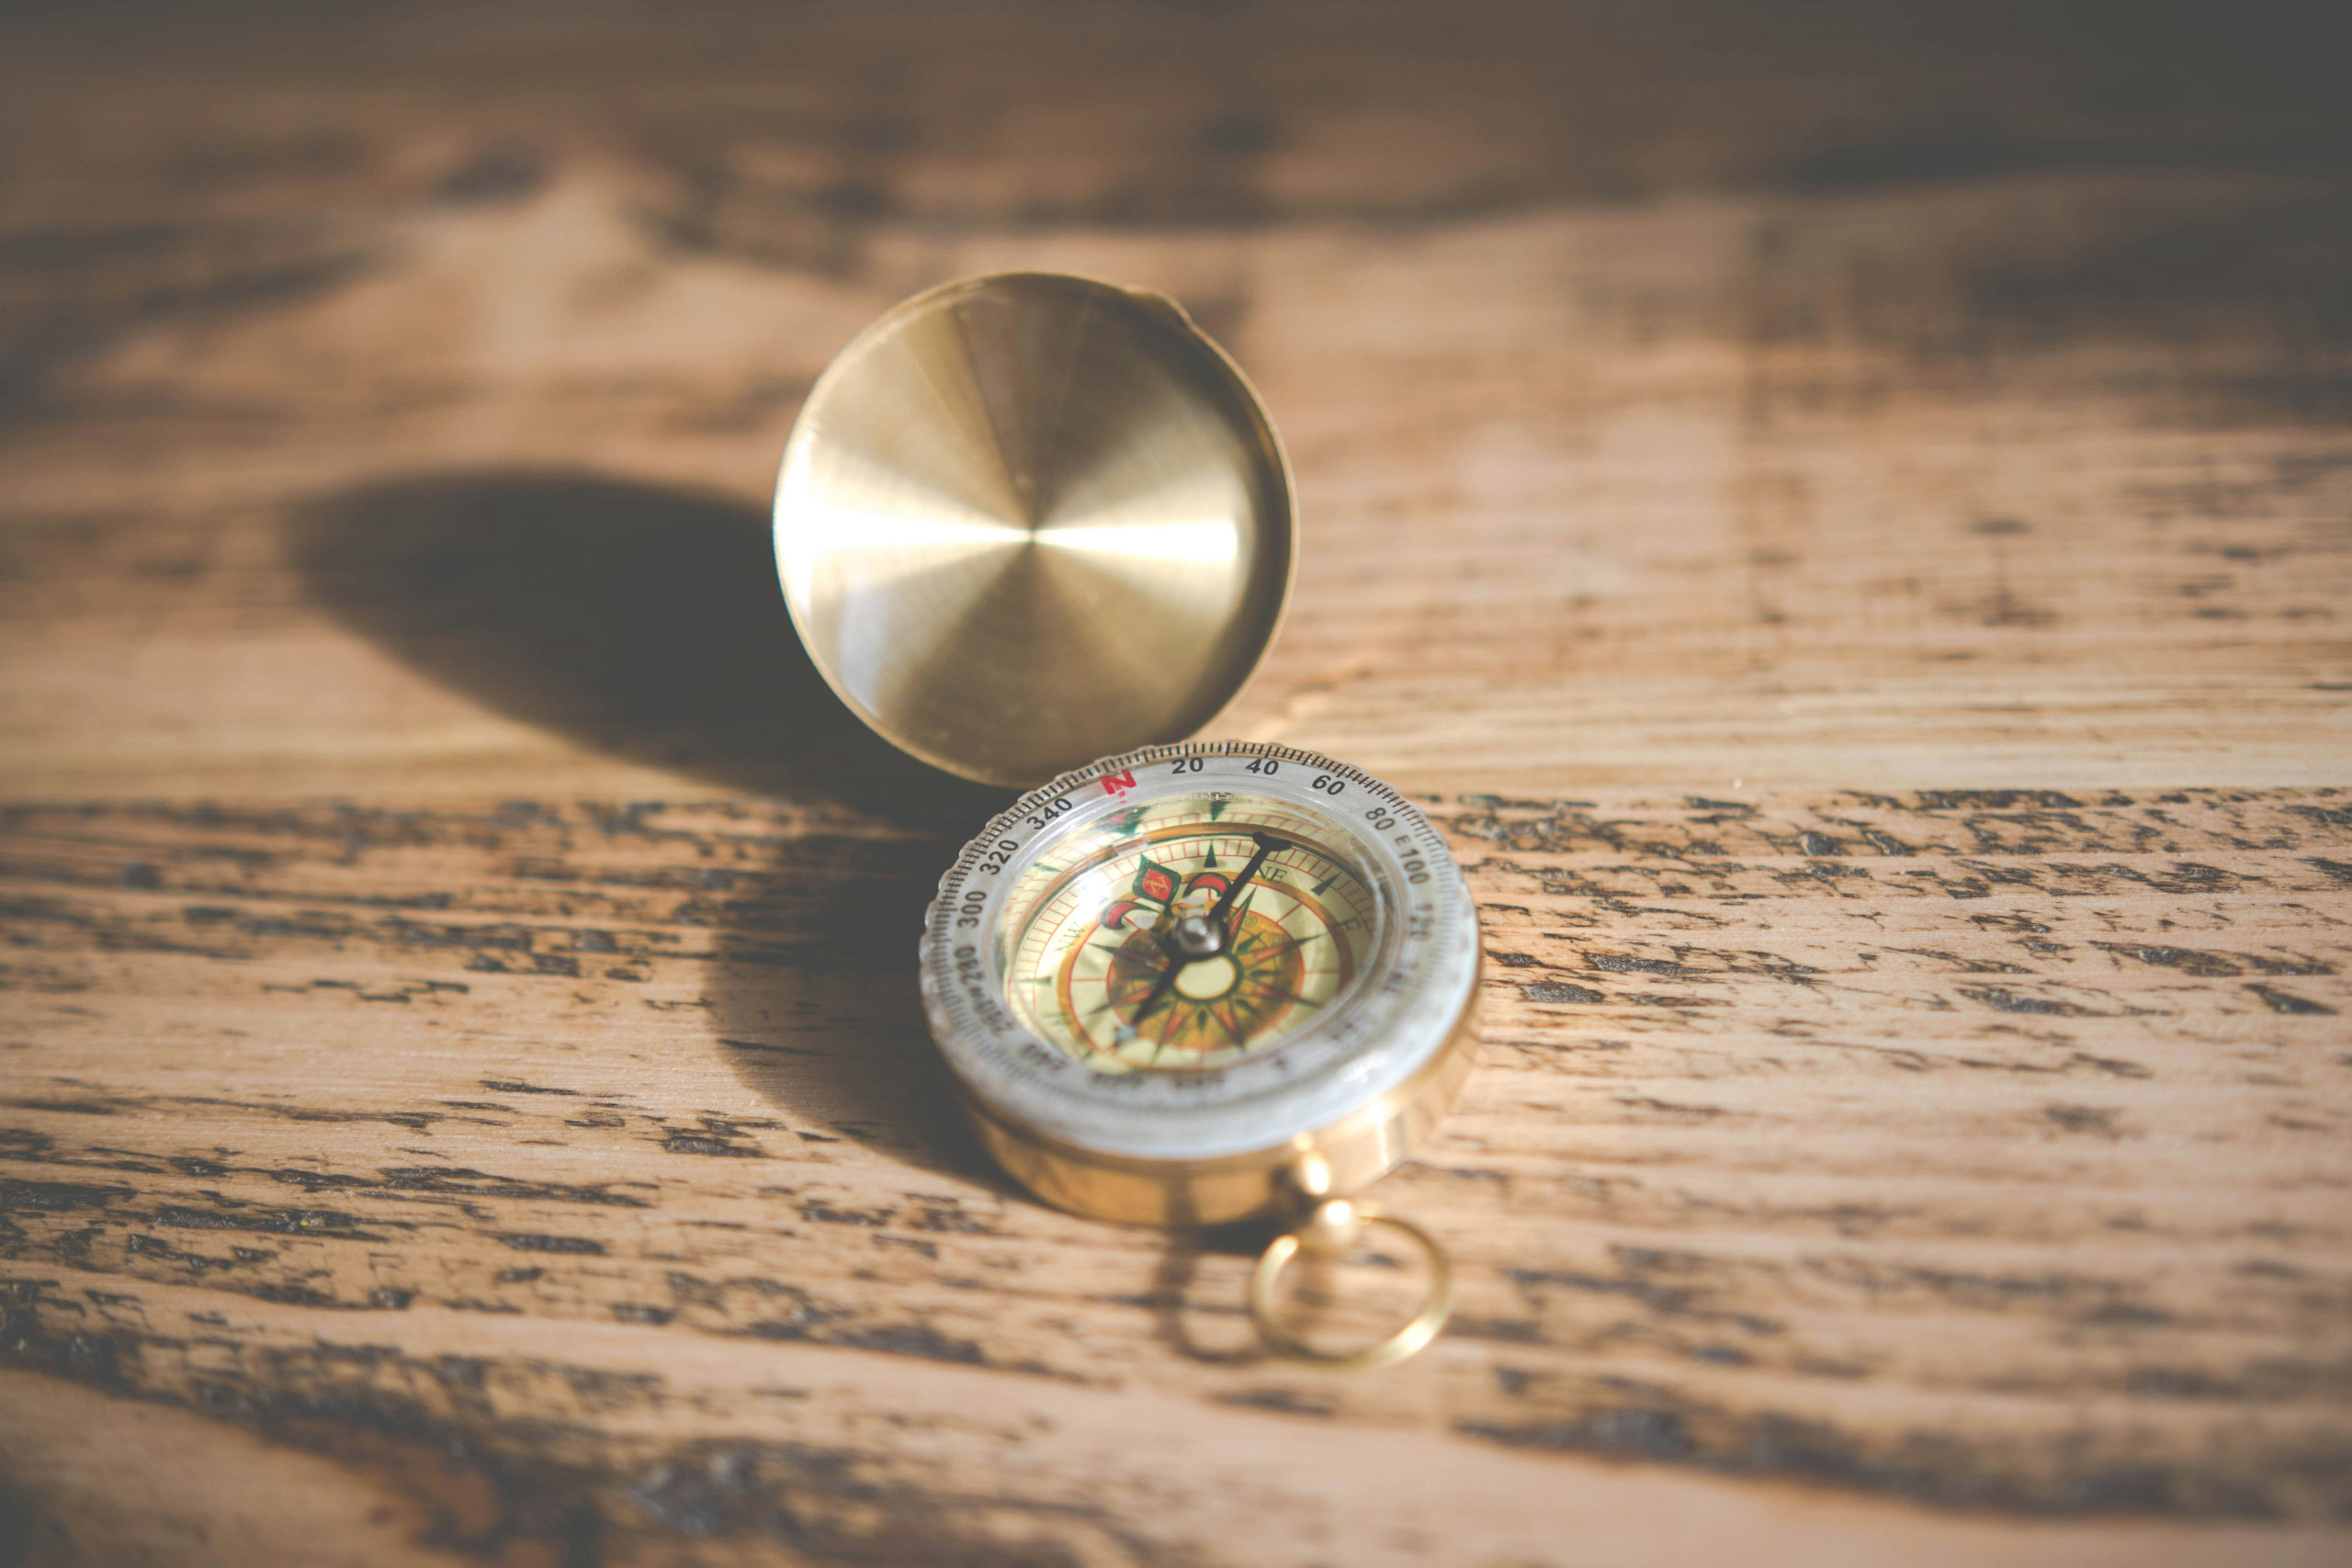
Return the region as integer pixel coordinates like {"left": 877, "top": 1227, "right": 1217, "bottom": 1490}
{"left": 775, "top": 274, "right": 1482, "bottom": 1367}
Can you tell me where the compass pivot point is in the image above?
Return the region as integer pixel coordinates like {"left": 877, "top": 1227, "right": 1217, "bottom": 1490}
{"left": 1170, "top": 915, "right": 1224, "bottom": 960}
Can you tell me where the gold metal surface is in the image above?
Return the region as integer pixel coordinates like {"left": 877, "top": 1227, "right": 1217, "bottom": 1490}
{"left": 775, "top": 273, "right": 1295, "bottom": 788}
{"left": 1250, "top": 1203, "right": 1454, "bottom": 1371}
{"left": 950, "top": 970, "right": 1481, "bottom": 1228}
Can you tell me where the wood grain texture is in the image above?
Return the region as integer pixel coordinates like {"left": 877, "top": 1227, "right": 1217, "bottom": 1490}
{"left": 2, "top": 2, "right": 2349, "bottom": 1562}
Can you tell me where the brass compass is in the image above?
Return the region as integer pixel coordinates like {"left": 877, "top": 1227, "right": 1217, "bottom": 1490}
{"left": 775, "top": 274, "right": 1479, "bottom": 1368}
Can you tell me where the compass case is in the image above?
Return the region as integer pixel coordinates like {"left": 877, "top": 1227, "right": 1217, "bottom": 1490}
{"left": 779, "top": 282, "right": 1479, "bottom": 1230}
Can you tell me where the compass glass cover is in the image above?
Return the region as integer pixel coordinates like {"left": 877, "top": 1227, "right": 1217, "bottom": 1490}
{"left": 997, "top": 791, "right": 1379, "bottom": 1073}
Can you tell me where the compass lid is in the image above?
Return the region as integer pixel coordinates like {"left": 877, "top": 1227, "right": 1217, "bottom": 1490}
{"left": 774, "top": 272, "right": 1295, "bottom": 789}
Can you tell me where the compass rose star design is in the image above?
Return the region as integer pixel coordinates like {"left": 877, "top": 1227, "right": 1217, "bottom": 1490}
{"left": 1102, "top": 864, "right": 1311, "bottom": 1058}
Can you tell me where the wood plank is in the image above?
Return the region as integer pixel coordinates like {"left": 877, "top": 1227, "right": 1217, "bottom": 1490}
{"left": 5, "top": 788, "right": 2348, "bottom": 1562}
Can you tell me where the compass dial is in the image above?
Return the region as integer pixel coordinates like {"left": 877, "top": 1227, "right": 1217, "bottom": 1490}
{"left": 999, "top": 795, "right": 1378, "bottom": 1073}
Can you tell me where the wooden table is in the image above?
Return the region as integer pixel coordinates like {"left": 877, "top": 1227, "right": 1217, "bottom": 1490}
{"left": 4, "top": 4, "right": 2348, "bottom": 1562}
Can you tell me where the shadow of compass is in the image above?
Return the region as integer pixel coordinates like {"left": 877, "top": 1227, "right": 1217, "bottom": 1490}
{"left": 299, "top": 468, "right": 1005, "bottom": 810}
{"left": 298, "top": 468, "right": 1013, "bottom": 1179}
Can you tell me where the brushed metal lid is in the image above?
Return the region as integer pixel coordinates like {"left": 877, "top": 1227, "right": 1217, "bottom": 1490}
{"left": 773, "top": 273, "right": 1295, "bottom": 789}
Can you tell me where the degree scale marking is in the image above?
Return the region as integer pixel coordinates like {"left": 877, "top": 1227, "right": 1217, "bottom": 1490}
{"left": 922, "top": 741, "right": 1472, "bottom": 1134}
